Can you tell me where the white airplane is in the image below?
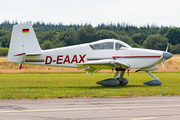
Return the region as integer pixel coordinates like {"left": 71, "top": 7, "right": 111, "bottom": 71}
{"left": 7, "top": 24, "right": 173, "bottom": 87}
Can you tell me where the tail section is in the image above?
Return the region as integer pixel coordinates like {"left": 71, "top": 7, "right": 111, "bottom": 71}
{"left": 7, "top": 23, "right": 41, "bottom": 63}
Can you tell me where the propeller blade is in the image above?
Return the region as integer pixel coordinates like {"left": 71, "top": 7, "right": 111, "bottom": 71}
{"left": 163, "top": 57, "right": 166, "bottom": 68}
{"left": 163, "top": 43, "right": 172, "bottom": 68}
{"left": 166, "top": 43, "right": 169, "bottom": 52}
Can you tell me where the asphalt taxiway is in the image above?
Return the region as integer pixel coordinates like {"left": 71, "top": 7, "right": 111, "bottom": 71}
{"left": 0, "top": 96, "right": 180, "bottom": 120}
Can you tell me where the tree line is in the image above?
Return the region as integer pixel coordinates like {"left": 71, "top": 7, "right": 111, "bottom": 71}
{"left": 0, "top": 21, "right": 180, "bottom": 56}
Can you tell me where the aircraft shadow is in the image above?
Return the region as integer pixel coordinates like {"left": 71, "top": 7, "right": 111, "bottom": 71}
{"left": 17, "top": 85, "right": 149, "bottom": 89}
{"left": 62, "top": 85, "right": 147, "bottom": 89}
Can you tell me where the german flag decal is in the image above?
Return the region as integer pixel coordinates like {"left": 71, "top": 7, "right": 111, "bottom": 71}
{"left": 22, "top": 29, "right": 29, "bottom": 33}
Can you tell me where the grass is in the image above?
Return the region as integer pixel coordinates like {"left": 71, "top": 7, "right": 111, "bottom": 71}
{"left": 0, "top": 72, "right": 180, "bottom": 99}
{"left": 0, "top": 55, "right": 179, "bottom": 99}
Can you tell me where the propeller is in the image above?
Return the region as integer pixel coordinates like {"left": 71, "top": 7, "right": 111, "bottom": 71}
{"left": 162, "top": 44, "right": 173, "bottom": 68}
{"left": 162, "top": 44, "right": 168, "bottom": 68}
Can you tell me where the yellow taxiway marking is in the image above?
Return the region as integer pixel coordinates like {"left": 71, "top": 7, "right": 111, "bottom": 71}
{"left": 0, "top": 105, "right": 180, "bottom": 113}
{"left": 171, "top": 115, "right": 180, "bottom": 117}
{"left": 130, "top": 117, "right": 156, "bottom": 120}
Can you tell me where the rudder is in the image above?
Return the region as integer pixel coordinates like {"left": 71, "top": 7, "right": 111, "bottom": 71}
{"left": 7, "top": 23, "right": 41, "bottom": 63}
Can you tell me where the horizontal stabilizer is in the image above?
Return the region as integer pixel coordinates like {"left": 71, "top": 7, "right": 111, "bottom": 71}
{"left": 14, "top": 53, "right": 41, "bottom": 56}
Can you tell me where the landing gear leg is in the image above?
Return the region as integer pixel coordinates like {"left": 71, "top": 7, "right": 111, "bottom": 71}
{"left": 113, "top": 68, "right": 128, "bottom": 86}
{"left": 143, "top": 71, "right": 162, "bottom": 86}
{"left": 118, "top": 70, "right": 125, "bottom": 81}
{"left": 116, "top": 69, "right": 128, "bottom": 86}
{"left": 113, "top": 71, "right": 120, "bottom": 79}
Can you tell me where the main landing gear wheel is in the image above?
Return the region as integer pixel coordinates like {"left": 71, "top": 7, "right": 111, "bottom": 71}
{"left": 96, "top": 68, "right": 129, "bottom": 87}
{"left": 96, "top": 78, "right": 129, "bottom": 87}
{"left": 118, "top": 78, "right": 128, "bottom": 86}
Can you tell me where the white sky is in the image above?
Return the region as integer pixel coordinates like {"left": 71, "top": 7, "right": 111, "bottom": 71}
{"left": 0, "top": 0, "right": 180, "bottom": 27}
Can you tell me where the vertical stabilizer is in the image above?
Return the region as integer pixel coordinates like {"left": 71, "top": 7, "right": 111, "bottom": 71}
{"left": 7, "top": 23, "right": 41, "bottom": 63}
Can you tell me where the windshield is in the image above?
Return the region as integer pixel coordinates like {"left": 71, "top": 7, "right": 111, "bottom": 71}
{"left": 115, "top": 42, "right": 126, "bottom": 50}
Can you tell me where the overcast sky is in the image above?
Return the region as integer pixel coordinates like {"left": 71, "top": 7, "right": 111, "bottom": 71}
{"left": 0, "top": 0, "right": 180, "bottom": 27}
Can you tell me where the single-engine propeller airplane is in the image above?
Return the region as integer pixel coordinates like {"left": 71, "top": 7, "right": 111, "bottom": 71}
{"left": 7, "top": 24, "right": 173, "bottom": 87}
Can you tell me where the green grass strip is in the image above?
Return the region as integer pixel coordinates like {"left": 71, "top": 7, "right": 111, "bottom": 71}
{"left": 0, "top": 72, "right": 180, "bottom": 99}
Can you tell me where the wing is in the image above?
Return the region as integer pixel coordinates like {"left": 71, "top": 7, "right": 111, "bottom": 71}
{"left": 76, "top": 59, "right": 130, "bottom": 73}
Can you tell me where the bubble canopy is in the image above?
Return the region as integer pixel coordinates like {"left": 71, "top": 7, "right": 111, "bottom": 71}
{"left": 89, "top": 39, "right": 131, "bottom": 50}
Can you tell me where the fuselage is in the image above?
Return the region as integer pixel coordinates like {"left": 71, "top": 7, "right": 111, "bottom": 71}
{"left": 24, "top": 39, "right": 164, "bottom": 70}
{"left": 7, "top": 24, "right": 173, "bottom": 86}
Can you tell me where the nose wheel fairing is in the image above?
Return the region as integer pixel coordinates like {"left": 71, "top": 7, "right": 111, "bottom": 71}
{"left": 143, "top": 71, "right": 162, "bottom": 86}
{"left": 143, "top": 80, "right": 162, "bottom": 86}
